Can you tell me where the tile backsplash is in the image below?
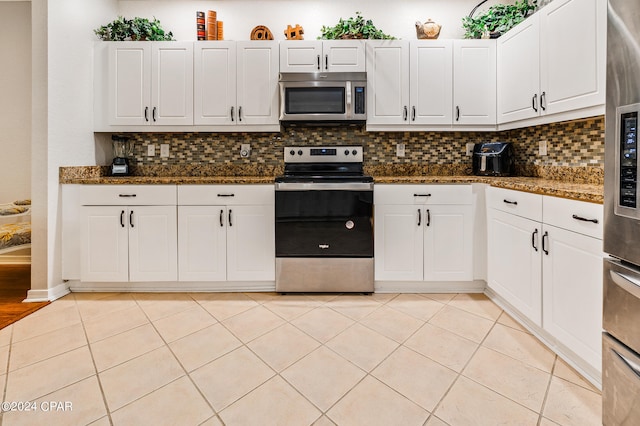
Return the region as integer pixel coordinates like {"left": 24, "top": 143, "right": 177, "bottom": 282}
{"left": 116, "top": 115, "right": 603, "bottom": 179}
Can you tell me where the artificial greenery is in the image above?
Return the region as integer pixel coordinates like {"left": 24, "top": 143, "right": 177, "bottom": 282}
{"left": 462, "top": 0, "right": 537, "bottom": 39}
{"left": 94, "top": 16, "right": 174, "bottom": 41}
{"left": 319, "top": 12, "right": 395, "bottom": 40}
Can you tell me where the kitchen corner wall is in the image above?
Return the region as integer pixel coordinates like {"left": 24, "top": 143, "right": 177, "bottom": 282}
{"left": 123, "top": 115, "right": 604, "bottom": 181}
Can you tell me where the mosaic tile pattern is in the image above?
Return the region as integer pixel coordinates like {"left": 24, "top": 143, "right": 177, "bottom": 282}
{"left": 122, "top": 116, "right": 604, "bottom": 170}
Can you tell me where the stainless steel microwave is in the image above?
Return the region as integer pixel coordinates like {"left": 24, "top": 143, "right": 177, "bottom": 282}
{"left": 279, "top": 72, "right": 366, "bottom": 124}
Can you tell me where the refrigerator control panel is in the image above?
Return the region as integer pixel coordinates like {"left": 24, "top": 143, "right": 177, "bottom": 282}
{"left": 617, "top": 104, "right": 640, "bottom": 217}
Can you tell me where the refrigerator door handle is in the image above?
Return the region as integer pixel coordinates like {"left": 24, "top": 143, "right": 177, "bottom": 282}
{"left": 611, "top": 269, "right": 640, "bottom": 299}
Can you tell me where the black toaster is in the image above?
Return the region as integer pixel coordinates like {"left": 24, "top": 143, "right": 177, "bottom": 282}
{"left": 472, "top": 142, "right": 516, "bottom": 176}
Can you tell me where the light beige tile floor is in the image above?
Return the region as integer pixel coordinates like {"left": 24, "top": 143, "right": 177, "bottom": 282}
{"left": 0, "top": 292, "right": 602, "bottom": 426}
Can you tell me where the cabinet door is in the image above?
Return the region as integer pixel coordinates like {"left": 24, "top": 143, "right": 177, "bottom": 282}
{"left": 323, "top": 40, "right": 366, "bottom": 72}
{"left": 237, "top": 41, "right": 279, "bottom": 125}
{"left": 424, "top": 205, "right": 473, "bottom": 281}
{"left": 108, "top": 42, "right": 151, "bottom": 126}
{"left": 542, "top": 224, "right": 603, "bottom": 371}
{"left": 453, "top": 40, "right": 497, "bottom": 125}
{"left": 226, "top": 205, "right": 275, "bottom": 281}
{"left": 539, "top": 0, "right": 605, "bottom": 115}
{"left": 194, "top": 42, "right": 237, "bottom": 125}
{"left": 497, "top": 13, "right": 540, "bottom": 124}
{"left": 178, "top": 206, "right": 227, "bottom": 281}
{"left": 279, "top": 40, "right": 323, "bottom": 72}
{"left": 128, "top": 206, "right": 178, "bottom": 281}
{"left": 410, "top": 40, "right": 453, "bottom": 125}
{"left": 80, "top": 206, "right": 129, "bottom": 282}
{"left": 151, "top": 42, "right": 194, "bottom": 125}
{"left": 374, "top": 204, "right": 423, "bottom": 281}
{"left": 487, "top": 209, "right": 542, "bottom": 325}
{"left": 366, "top": 41, "right": 410, "bottom": 125}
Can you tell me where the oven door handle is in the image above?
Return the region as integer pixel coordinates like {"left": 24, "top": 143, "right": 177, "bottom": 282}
{"left": 610, "top": 270, "right": 640, "bottom": 300}
{"left": 275, "top": 182, "right": 374, "bottom": 191}
{"left": 612, "top": 348, "right": 640, "bottom": 380}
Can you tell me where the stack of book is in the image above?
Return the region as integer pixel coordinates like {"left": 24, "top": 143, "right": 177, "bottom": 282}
{"left": 197, "top": 10, "right": 224, "bottom": 40}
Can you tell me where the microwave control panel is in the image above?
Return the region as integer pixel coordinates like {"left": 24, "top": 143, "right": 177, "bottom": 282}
{"left": 354, "top": 86, "right": 365, "bottom": 115}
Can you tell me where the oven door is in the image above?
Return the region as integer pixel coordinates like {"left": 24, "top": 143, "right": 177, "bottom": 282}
{"left": 275, "top": 183, "right": 373, "bottom": 258}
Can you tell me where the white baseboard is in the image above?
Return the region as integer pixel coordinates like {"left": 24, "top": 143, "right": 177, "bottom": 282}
{"left": 25, "top": 281, "right": 70, "bottom": 302}
{"left": 375, "top": 280, "right": 486, "bottom": 293}
{"left": 484, "top": 287, "right": 602, "bottom": 390}
{"left": 68, "top": 280, "right": 277, "bottom": 293}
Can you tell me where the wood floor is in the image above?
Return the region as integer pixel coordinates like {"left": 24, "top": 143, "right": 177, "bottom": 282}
{"left": 0, "top": 264, "right": 48, "bottom": 330}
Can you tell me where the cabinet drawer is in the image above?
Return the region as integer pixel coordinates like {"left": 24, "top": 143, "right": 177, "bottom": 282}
{"left": 543, "top": 195, "right": 603, "bottom": 239}
{"left": 374, "top": 184, "right": 472, "bottom": 205}
{"left": 178, "top": 185, "right": 274, "bottom": 205}
{"left": 79, "top": 185, "right": 176, "bottom": 206}
{"left": 487, "top": 187, "right": 542, "bottom": 222}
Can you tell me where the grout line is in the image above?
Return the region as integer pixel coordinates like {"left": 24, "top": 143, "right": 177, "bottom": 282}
{"left": 537, "top": 355, "right": 558, "bottom": 426}
{"left": 0, "top": 325, "right": 15, "bottom": 426}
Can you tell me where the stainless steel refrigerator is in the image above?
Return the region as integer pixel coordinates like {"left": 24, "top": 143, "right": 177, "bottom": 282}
{"left": 603, "top": 1, "right": 640, "bottom": 424}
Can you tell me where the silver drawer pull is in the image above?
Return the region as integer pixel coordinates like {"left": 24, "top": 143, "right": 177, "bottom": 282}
{"left": 503, "top": 199, "right": 517, "bottom": 205}
{"left": 572, "top": 214, "right": 598, "bottom": 224}
{"left": 118, "top": 194, "right": 137, "bottom": 198}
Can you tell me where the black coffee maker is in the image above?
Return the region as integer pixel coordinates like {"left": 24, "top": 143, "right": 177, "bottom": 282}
{"left": 111, "top": 135, "right": 133, "bottom": 176}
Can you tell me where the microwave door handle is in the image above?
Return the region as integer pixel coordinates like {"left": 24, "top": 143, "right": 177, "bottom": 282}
{"left": 346, "top": 81, "right": 352, "bottom": 119}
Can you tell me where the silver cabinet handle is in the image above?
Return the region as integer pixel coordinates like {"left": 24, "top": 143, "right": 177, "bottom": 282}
{"left": 532, "top": 94, "right": 538, "bottom": 112}
{"left": 417, "top": 209, "right": 421, "bottom": 226}
{"left": 572, "top": 214, "right": 598, "bottom": 224}
{"left": 540, "top": 91, "right": 547, "bottom": 111}
{"left": 455, "top": 106, "right": 460, "bottom": 121}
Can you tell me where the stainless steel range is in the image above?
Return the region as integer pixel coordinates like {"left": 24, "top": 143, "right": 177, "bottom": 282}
{"left": 275, "top": 146, "right": 374, "bottom": 293}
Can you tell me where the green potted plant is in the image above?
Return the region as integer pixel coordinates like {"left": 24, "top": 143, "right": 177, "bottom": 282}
{"left": 462, "top": 0, "right": 537, "bottom": 39}
{"left": 319, "top": 12, "right": 395, "bottom": 40}
{"left": 94, "top": 16, "right": 174, "bottom": 41}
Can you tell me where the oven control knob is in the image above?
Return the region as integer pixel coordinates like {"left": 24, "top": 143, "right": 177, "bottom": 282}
{"left": 298, "top": 150, "right": 303, "bottom": 156}
{"left": 289, "top": 150, "right": 295, "bottom": 156}
{"left": 352, "top": 149, "right": 358, "bottom": 156}
{"left": 345, "top": 220, "right": 355, "bottom": 230}
{"left": 344, "top": 149, "right": 350, "bottom": 156}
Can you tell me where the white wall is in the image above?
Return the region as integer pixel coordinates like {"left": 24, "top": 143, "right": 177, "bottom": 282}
{"left": 118, "top": 0, "right": 516, "bottom": 41}
{"left": 0, "top": 2, "right": 31, "bottom": 203}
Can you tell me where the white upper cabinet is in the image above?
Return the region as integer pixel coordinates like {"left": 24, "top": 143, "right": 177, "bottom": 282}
{"left": 497, "top": 13, "right": 541, "bottom": 123}
{"left": 453, "top": 40, "right": 497, "bottom": 126}
{"left": 280, "top": 40, "right": 365, "bottom": 72}
{"left": 367, "top": 39, "right": 495, "bottom": 129}
{"left": 539, "top": 0, "right": 605, "bottom": 115}
{"left": 194, "top": 41, "right": 237, "bottom": 125}
{"left": 195, "top": 41, "right": 279, "bottom": 126}
{"left": 108, "top": 42, "right": 193, "bottom": 126}
{"left": 410, "top": 40, "right": 454, "bottom": 125}
{"left": 497, "top": 0, "right": 605, "bottom": 126}
{"left": 366, "top": 40, "right": 410, "bottom": 126}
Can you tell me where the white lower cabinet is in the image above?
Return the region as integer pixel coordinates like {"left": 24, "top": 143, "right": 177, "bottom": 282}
{"left": 374, "top": 185, "right": 473, "bottom": 282}
{"left": 81, "top": 205, "right": 178, "bottom": 282}
{"left": 177, "top": 185, "right": 275, "bottom": 282}
{"left": 487, "top": 186, "right": 603, "bottom": 377}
